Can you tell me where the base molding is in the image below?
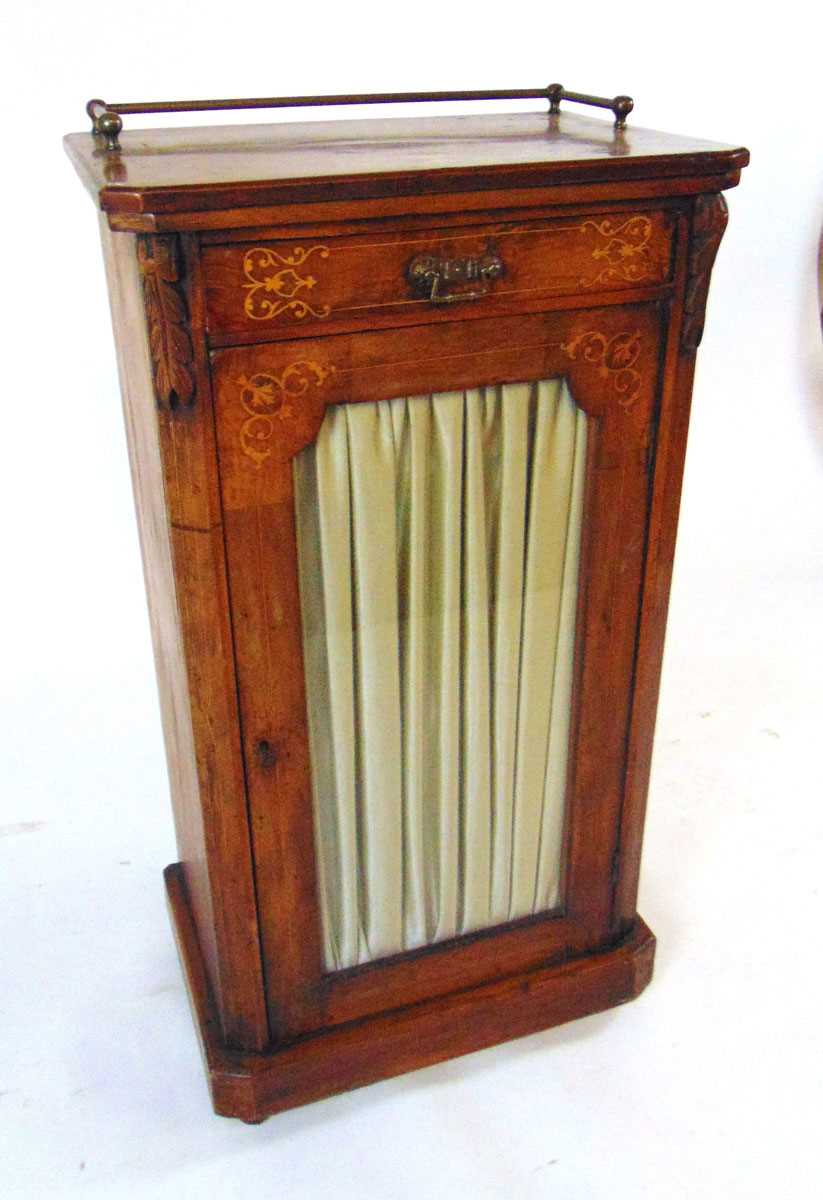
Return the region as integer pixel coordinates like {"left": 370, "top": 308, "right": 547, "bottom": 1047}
{"left": 165, "top": 862, "right": 655, "bottom": 1123}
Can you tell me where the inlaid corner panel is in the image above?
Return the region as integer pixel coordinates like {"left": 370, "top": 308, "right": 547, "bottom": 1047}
{"left": 211, "top": 305, "right": 662, "bottom": 1036}
{"left": 202, "top": 210, "right": 676, "bottom": 341}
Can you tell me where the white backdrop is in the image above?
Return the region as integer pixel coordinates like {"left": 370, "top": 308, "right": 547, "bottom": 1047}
{"left": 2, "top": 3, "right": 823, "bottom": 1197}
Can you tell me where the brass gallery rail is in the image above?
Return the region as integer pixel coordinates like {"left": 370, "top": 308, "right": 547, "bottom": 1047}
{"left": 86, "top": 84, "right": 635, "bottom": 151}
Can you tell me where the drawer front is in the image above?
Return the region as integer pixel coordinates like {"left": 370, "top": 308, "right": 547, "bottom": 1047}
{"left": 202, "top": 210, "right": 675, "bottom": 339}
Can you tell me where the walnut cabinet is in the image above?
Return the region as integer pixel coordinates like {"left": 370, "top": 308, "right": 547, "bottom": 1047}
{"left": 66, "top": 94, "right": 748, "bottom": 1122}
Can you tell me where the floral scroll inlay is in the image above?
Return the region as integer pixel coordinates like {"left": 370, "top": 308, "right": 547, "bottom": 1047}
{"left": 581, "top": 216, "right": 654, "bottom": 288}
{"left": 242, "top": 245, "right": 331, "bottom": 321}
{"left": 562, "top": 329, "right": 642, "bottom": 409}
{"left": 238, "top": 360, "right": 336, "bottom": 466}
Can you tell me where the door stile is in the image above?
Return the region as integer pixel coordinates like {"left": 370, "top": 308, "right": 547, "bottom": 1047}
{"left": 215, "top": 455, "right": 326, "bottom": 1040}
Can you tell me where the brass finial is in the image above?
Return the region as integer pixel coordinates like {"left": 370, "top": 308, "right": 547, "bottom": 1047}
{"left": 612, "top": 95, "right": 634, "bottom": 129}
{"left": 87, "top": 99, "right": 123, "bottom": 151}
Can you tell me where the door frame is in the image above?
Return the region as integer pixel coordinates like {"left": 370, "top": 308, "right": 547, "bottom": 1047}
{"left": 211, "top": 303, "right": 662, "bottom": 1039}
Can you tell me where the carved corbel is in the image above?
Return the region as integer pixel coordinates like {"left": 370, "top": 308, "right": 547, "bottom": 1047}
{"left": 137, "top": 235, "right": 196, "bottom": 410}
{"left": 681, "top": 193, "right": 729, "bottom": 353}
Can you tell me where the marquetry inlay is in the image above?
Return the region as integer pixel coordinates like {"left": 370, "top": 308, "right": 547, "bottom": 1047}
{"left": 242, "top": 245, "right": 331, "bottom": 321}
{"left": 237, "top": 361, "right": 337, "bottom": 465}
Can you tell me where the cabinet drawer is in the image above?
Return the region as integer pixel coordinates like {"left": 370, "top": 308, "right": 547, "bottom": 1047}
{"left": 202, "top": 210, "right": 675, "bottom": 340}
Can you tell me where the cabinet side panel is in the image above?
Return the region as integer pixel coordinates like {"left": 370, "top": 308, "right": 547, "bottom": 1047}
{"left": 98, "top": 220, "right": 268, "bottom": 1050}
{"left": 615, "top": 197, "right": 729, "bottom": 931}
{"left": 99, "top": 218, "right": 218, "bottom": 982}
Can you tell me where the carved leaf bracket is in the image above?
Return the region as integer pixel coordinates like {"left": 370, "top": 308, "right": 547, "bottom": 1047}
{"left": 138, "top": 235, "right": 196, "bottom": 409}
{"left": 681, "top": 194, "right": 729, "bottom": 353}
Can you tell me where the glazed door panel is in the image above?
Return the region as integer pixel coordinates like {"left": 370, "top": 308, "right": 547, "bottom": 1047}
{"left": 211, "top": 305, "right": 661, "bottom": 1039}
{"left": 293, "top": 377, "right": 588, "bottom": 972}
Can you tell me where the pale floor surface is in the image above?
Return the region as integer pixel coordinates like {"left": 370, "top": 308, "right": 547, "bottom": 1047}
{"left": 2, "top": 358, "right": 823, "bottom": 1199}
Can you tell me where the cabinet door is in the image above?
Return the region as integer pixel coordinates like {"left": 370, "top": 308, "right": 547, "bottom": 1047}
{"left": 211, "top": 304, "right": 661, "bottom": 1040}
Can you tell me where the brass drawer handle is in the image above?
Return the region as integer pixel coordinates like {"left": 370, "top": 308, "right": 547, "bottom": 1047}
{"left": 407, "top": 249, "right": 505, "bottom": 306}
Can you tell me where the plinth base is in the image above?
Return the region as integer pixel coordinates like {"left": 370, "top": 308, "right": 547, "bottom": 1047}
{"left": 165, "top": 862, "right": 655, "bottom": 1123}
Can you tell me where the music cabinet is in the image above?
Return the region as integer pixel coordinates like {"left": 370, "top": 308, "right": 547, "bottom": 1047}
{"left": 65, "top": 86, "right": 748, "bottom": 1122}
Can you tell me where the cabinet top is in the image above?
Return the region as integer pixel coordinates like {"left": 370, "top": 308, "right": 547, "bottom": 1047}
{"left": 64, "top": 110, "right": 748, "bottom": 230}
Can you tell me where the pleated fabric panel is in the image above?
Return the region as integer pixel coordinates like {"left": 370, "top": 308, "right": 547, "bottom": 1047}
{"left": 293, "top": 378, "right": 588, "bottom": 971}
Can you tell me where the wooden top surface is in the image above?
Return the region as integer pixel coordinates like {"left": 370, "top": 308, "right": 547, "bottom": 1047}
{"left": 65, "top": 110, "right": 749, "bottom": 219}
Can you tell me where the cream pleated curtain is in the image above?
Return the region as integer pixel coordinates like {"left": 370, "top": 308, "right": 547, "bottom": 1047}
{"left": 293, "top": 378, "right": 588, "bottom": 971}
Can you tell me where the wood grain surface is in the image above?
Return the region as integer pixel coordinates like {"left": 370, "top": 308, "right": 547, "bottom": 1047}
{"left": 71, "top": 105, "right": 746, "bottom": 1118}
